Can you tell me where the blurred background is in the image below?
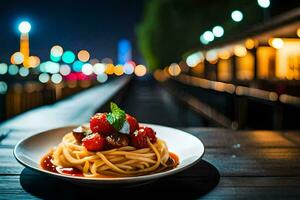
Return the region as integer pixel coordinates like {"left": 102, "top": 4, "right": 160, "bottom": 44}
{"left": 0, "top": 0, "right": 300, "bottom": 130}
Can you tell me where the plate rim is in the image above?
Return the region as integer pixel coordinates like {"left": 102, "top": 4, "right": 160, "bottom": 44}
{"left": 13, "top": 123, "right": 205, "bottom": 183}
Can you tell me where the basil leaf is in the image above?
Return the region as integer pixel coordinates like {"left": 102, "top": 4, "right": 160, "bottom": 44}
{"left": 107, "top": 102, "right": 126, "bottom": 131}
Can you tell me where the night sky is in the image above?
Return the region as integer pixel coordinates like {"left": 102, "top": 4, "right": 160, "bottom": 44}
{"left": 0, "top": 0, "right": 144, "bottom": 63}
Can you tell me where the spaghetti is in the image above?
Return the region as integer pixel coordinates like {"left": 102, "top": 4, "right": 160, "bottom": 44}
{"left": 42, "top": 132, "right": 178, "bottom": 177}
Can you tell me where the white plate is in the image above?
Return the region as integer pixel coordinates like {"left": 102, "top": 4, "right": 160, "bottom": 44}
{"left": 14, "top": 124, "right": 205, "bottom": 186}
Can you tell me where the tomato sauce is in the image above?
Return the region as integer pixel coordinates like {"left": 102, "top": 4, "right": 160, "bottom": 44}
{"left": 40, "top": 154, "right": 83, "bottom": 176}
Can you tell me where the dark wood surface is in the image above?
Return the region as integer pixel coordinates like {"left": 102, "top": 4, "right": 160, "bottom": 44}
{"left": 1, "top": 128, "right": 300, "bottom": 199}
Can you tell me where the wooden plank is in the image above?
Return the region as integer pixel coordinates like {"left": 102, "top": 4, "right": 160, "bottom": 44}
{"left": 2, "top": 146, "right": 300, "bottom": 177}
{"left": 1, "top": 175, "right": 300, "bottom": 199}
{"left": 181, "top": 128, "right": 300, "bottom": 148}
{"left": 3, "top": 128, "right": 300, "bottom": 148}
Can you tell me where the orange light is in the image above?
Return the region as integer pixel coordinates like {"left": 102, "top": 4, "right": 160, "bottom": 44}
{"left": 105, "top": 63, "right": 114, "bottom": 75}
{"left": 234, "top": 45, "right": 247, "bottom": 57}
{"left": 28, "top": 56, "right": 40, "bottom": 68}
{"left": 11, "top": 52, "right": 24, "bottom": 65}
{"left": 114, "top": 65, "right": 124, "bottom": 76}
{"left": 218, "top": 50, "right": 231, "bottom": 60}
{"left": 168, "top": 63, "right": 181, "bottom": 76}
{"left": 269, "top": 38, "right": 284, "bottom": 49}
{"left": 245, "top": 38, "right": 255, "bottom": 49}
{"left": 134, "top": 65, "right": 147, "bottom": 77}
{"left": 77, "top": 50, "right": 90, "bottom": 62}
{"left": 297, "top": 28, "right": 300, "bottom": 37}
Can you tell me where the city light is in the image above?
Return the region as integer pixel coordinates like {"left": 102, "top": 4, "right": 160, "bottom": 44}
{"left": 245, "top": 38, "right": 255, "bottom": 49}
{"left": 51, "top": 74, "right": 63, "bottom": 84}
{"left": 62, "top": 51, "right": 76, "bottom": 64}
{"left": 123, "top": 62, "right": 135, "bottom": 75}
{"left": 269, "top": 38, "right": 284, "bottom": 49}
{"left": 11, "top": 52, "right": 24, "bottom": 64}
{"left": 0, "top": 81, "right": 8, "bottom": 94}
{"left": 105, "top": 63, "right": 115, "bottom": 75}
{"left": 297, "top": 28, "right": 300, "bottom": 37}
{"left": 200, "top": 35, "right": 209, "bottom": 45}
{"left": 134, "top": 65, "right": 147, "bottom": 77}
{"left": 234, "top": 45, "right": 247, "bottom": 57}
{"left": 59, "top": 64, "right": 71, "bottom": 76}
{"left": 28, "top": 56, "right": 40, "bottom": 67}
{"left": 72, "top": 60, "right": 84, "bottom": 72}
{"left": 50, "top": 45, "right": 64, "bottom": 57}
{"left": 77, "top": 50, "right": 90, "bottom": 62}
{"left": 45, "top": 61, "right": 60, "bottom": 74}
{"left": 206, "top": 50, "right": 218, "bottom": 62}
{"left": 18, "top": 21, "right": 31, "bottom": 33}
{"left": 114, "top": 65, "right": 124, "bottom": 76}
{"left": 82, "top": 63, "right": 93, "bottom": 75}
{"left": 186, "top": 52, "right": 204, "bottom": 67}
{"left": 212, "top": 26, "right": 224, "bottom": 38}
{"left": 231, "top": 10, "right": 243, "bottom": 22}
{"left": 93, "top": 63, "right": 106, "bottom": 75}
{"left": 19, "top": 67, "right": 29, "bottom": 77}
{"left": 97, "top": 73, "right": 108, "bottom": 83}
{"left": 257, "top": 0, "right": 270, "bottom": 8}
{"left": 203, "top": 31, "right": 214, "bottom": 42}
{"left": 0, "top": 63, "right": 8, "bottom": 74}
{"left": 168, "top": 63, "right": 181, "bottom": 76}
{"left": 8, "top": 65, "right": 19, "bottom": 75}
{"left": 38, "top": 73, "right": 50, "bottom": 83}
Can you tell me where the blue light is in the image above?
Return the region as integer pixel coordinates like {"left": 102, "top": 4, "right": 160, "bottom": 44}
{"left": 72, "top": 60, "right": 84, "bottom": 72}
{"left": 50, "top": 54, "right": 61, "bottom": 62}
{"left": 118, "top": 39, "right": 132, "bottom": 64}
{"left": 62, "top": 51, "right": 75, "bottom": 64}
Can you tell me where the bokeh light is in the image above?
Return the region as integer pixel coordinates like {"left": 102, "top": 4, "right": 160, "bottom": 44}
{"left": 186, "top": 52, "right": 204, "bottom": 67}
{"left": 0, "top": 63, "right": 8, "bottom": 75}
{"left": 93, "top": 63, "right": 106, "bottom": 75}
{"left": 82, "top": 63, "right": 93, "bottom": 75}
{"left": 200, "top": 35, "right": 209, "bottom": 45}
{"left": 18, "top": 21, "right": 31, "bottom": 33}
{"left": 38, "top": 73, "right": 50, "bottom": 83}
{"left": 134, "top": 65, "right": 147, "bottom": 77}
{"left": 89, "top": 58, "right": 100, "bottom": 65}
{"left": 114, "top": 65, "right": 124, "bottom": 76}
{"left": 11, "top": 52, "right": 24, "bottom": 65}
{"left": 203, "top": 31, "right": 214, "bottom": 42}
{"left": 50, "top": 45, "right": 64, "bottom": 57}
{"left": 28, "top": 56, "right": 40, "bottom": 67}
{"left": 105, "top": 63, "right": 115, "bottom": 75}
{"left": 269, "top": 38, "right": 284, "bottom": 49}
{"left": 50, "top": 54, "right": 61, "bottom": 62}
{"left": 77, "top": 50, "right": 90, "bottom": 62}
{"left": 206, "top": 50, "right": 218, "bottom": 62}
{"left": 19, "top": 67, "right": 29, "bottom": 77}
{"left": 234, "top": 45, "right": 247, "bottom": 57}
{"left": 72, "top": 61, "right": 84, "bottom": 72}
{"left": 8, "top": 65, "right": 19, "bottom": 75}
{"left": 102, "top": 58, "right": 113, "bottom": 64}
{"left": 168, "top": 63, "right": 181, "bottom": 76}
{"left": 231, "top": 10, "right": 243, "bottom": 22}
{"left": 123, "top": 62, "right": 135, "bottom": 74}
{"left": 62, "top": 51, "right": 76, "bottom": 64}
{"left": 212, "top": 26, "right": 224, "bottom": 38}
{"left": 245, "top": 38, "right": 255, "bottom": 49}
{"left": 97, "top": 73, "right": 108, "bottom": 83}
{"left": 60, "top": 64, "right": 71, "bottom": 76}
{"left": 51, "top": 74, "right": 63, "bottom": 84}
{"left": 257, "top": 0, "right": 270, "bottom": 8}
{"left": 0, "top": 81, "right": 8, "bottom": 94}
{"left": 45, "top": 61, "right": 60, "bottom": 74}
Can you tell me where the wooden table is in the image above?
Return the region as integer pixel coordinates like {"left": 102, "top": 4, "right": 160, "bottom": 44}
{"left": 1, "top": 127, "right": 300, "bottom": 199}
